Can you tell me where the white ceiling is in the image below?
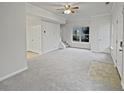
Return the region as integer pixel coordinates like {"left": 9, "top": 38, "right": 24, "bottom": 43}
{"left": 30, "top": 2, "right": 112, "bottom": 20}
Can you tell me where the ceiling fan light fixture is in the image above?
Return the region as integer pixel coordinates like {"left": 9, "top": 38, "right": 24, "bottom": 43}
{"left": 64, "top": 9, "right": 71, "bottom": 14}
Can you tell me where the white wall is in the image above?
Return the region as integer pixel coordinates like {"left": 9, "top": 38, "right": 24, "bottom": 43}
{"left": 91, "top": 15, "right": 111, "bottom": 53}
{"left": 111, "top": 3, "right": 118, "bottom": 65}
{"left": 27, "top": 18, "right": 61, "bottom": 54}
{"left": 26, "top": 15, "right": 61, "bottom": 55}
{"left": 26, "top": 15, "right": 42, "bottom": 54}
{"left": 0, "top": 3, "right": 27, "bottom": 81}
{"left": 61, "top": 19, "right": 91, "bottom": 49}
{"left": 111, "top": 3, "right": 124, "bottom": 88}
{"left": 26, "top": 16, "right": 30, "bottom": 51}
{"left": 61, "top": 15, "right": 111, "bottom": 53}
{"left": 26, "top": 3, "right": 66, "bottom": 24}
{"left": 26, "top": 3, "right": 63, "bottom": 54}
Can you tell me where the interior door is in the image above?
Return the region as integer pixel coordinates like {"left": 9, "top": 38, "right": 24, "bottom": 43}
{"left": 42, "top": 21, "right": 60, "bottom": 53}
{"left": 116, "top": 7, "right": 123, "bottom": 78}
{"left": 30, "top": 25, "right": 42, "bottom": 54}
{"left": 113, "top": 16, "right": 118, "bottom": 66}
{"left": 97, "top": 16, "right": 111, "bottom": 53}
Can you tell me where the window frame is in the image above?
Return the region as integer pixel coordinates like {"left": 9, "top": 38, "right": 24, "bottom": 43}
{"left": 72, "top": 26, "right": 89, "bottom": 43}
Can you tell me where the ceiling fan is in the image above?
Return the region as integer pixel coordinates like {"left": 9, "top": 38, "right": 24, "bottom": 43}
{"left": 56, "top": 3, "right": 79, "bottom": 14}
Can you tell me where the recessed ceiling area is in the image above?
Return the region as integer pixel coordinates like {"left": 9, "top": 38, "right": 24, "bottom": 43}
{"left": 30, "top": 2, "right": 112, "bottom": 20}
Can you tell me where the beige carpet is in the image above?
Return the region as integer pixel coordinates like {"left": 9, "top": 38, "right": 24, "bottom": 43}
{"left": 0, "top": 48, "right": 122, "bottom": 91}
{"left": 26, "top": 51, "right": 39, "bottom": 59}
{"left": 89, "top": 61, "right": 121, "bottom": 88}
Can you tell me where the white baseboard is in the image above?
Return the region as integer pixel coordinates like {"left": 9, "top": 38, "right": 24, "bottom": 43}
{"left": 42, "top": 47, "right": 59, "bottom": 54}
{"left": 121, "top": 81, "right": 124, "bottom": 90}
{"left": 0, "top": 67, "right": 28, "bottom": 82}
{"left": 111, "top": 56, "right": 117, "bottom": 67}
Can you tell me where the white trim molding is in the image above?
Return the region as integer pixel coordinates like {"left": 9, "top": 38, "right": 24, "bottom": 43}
{"left": 0, "top": 67, "right": 28, "bottom": 82}
{"left": 42, "top": 47, "right": 59, "bottom": 54}
{"left": 121, "top": 81, "right": 124, "bottom": 89}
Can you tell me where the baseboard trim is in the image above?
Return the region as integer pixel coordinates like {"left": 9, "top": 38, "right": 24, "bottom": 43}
{"left": 121, "top": 81, "right": 124, "bottom": 90}
{"left": 0, "top": 67, "right": 28, "bottom": 82}
{"left": 70, "top": 46, "right": 90, "bottom": 50}
{"left": 42, "top": 47, "right": 59, "bottom": 54}
{"left": 110, "top": 54, "right": 117, "bottom": 67}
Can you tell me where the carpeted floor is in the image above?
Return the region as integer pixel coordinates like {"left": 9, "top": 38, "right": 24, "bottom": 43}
{"left": 89, "top": 61, "right": 121, "bottom": 88}
{"left": 0, "top": 48, "right": 122, "bottom": 91}
{"left": 26, "top": 51, "right": 39, "bottom": 59}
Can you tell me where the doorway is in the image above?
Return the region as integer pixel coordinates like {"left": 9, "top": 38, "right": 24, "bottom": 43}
{"left": 111, "top": 4, "right": 124, "bottom": 78}
{"left": 26, "top": 15, "right": 42, "bottom": 59}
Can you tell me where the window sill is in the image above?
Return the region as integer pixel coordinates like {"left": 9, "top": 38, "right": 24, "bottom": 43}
{"left": 72, "top": 41, "right": 90, "bottom": 44}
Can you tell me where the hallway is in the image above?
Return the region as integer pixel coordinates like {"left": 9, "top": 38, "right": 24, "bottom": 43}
{"left": 0, "top": 48, "right": 122, "bottom": 91}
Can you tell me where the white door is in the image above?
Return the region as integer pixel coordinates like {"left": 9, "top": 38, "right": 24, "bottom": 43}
{"left": 116, "top": 7, "right": 123, "bottom": 78}
{"left": 98, "top": 22, "right": 110, "bottom": 53}
{"left": 30, "top": 25, "right": 42, "bottom": 54}
{"left": 113, "top": 16, "right": 118, "bottom": 66}
{"left": 42, "top": 21, "right": 60, "bottom": 53}
{"left": 97, "top": 16, "right": 111, "bottom": 53}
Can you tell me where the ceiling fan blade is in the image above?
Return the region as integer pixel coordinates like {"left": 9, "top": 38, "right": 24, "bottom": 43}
{"left": 71, "top": 7, "right": 79, "bottom": 9}
{"left": 71, "top": 10, "right": 75, "bottom": 13}
{"left": 105, "top": 2, "right": 110, "bottom": 4}
{"left": 64, "top": 4, "right": 71, "bottom": 10}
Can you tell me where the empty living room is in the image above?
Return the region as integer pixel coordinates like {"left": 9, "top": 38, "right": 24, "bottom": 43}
{"left": 0, "top": 0, "right": 124, "bottom": 92}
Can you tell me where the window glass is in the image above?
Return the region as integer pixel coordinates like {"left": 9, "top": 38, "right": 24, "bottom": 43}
{"left": 73, "top": 27, "right": 89, "bottom": 42}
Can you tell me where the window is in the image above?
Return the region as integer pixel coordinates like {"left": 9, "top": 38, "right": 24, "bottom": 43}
{"left": 73, "top": 27, "right": 89, "bottom": 42}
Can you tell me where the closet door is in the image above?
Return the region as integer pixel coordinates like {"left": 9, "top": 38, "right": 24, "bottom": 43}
{"left": 30, "top": 25, "right": 42, "bottom": 54}
{"left": 112, "top": 16, "right": 118, "bottom": 66}
{"left": 42, "top": 21, "right": 60, "bottom": 53}
{"left": 91, "top": 15, "right": 111, "bottom": 53}
{"left": 97, "top": 16, "right": 111, "bottom": 53}
{"left": 116, "top": 6, "right": 123, "bottom": 78}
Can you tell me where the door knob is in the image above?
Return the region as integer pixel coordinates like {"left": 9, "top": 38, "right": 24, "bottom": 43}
{"left": 120, "top": 41, "right": 123, "bottom": 47}
{"left": 119, "top": 49, "right": 123, "bottom": 51}
{"left": 44, "top": 30, "right": 46, "bottom": 33}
